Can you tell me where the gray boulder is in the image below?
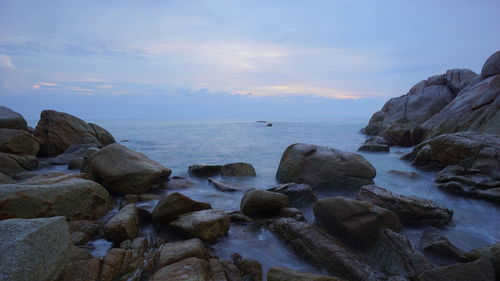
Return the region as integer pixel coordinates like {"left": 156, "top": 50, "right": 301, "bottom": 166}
{"left": 34, "top": 110, "right": 115, "bottom": 157}
{"left": 416, "top": 258, "right": 495, "bottom": 281}
{"left": 276, "top": 143, "right": 376, "bottom": 189}
{"left": 240, "top": 189, "right": 289, "bottom": 216}
{"left": 0, "top": 106, "right": 27, "bottom": 130}
{"left": 313, "top": 197, "right": 402, "bottom": 248}
{"left": 83, "top": 143, "right": 171, "bottom": 194}
{"left": 356, "top": 185, "right": 453, "bottom": 226}
{"left": 152, "top": 192, "right": 211, "bottom": 226}
{"left": 0, "top": 216, "right": 71, "bottom": 281}
{"left": 221, "top": 162, "right": 256, "bottom": 177}
{"left": 367, "top": 229, "right": 433, "bottom": 279}
{"left": 0, "top": 128, "right": 39, "bottom": 156}
{"left": 170, "top": 209, "right": 230, "bottom": 241}
{"left": 103, "top": 204, "right": 139, "bottom": 242}
{"left": 0, "top": 173, "right": 112, "bottom": 220}
{"left": 269, "top": 218, "right": 387, "bottom": 281}
{"left": 481, "top": 50, "right": 500, "bottom": 78}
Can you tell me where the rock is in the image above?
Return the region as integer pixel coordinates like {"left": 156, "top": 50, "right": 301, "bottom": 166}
{"left": 0, "top": 172, "right": 112, "bottom": 220}
{"left": 232, "top": 254, "right": 263, "bottom": 281}
{"left": 422, "top": 73, "right": 500, "bottom": 138}
{"left": 100, "top": 248, "right": 134, "bottom": 281}
{"left": 208, "top": 178, "right": 240, "bottom": 191}
{"left": 164, "top": 176, "right": 195, "bottom": 189}
{"left": 267, "top": 267, "right": 344, "bottom": 281}
{"left": 481, "top": 50, "right": 500, "bottom": 78}
{"left": 227, "top": 210, "right": 253, "bottom": 223}
{"left": 388, "top": 170, "right": 420, "bottom": 179}
{"left": 68, "top": 157, "right": 84, "bottom": 170}
{"left": 221, "top": 260, "right": 245, "bottom": 281}
{"left": 152, "top": 192, "right": 211, "bottom": 226}
{"left": 156, "top": 238, "right": 208, "bottom": 268}
{"left": 358, "top": 144, "right": 390, "bottom": 153}
{"left": 240, "top": 189, "right": 289, "bottom": 217}
{"left": 0, "top": 216, "right": 71, "bottom": 281}
{"left": 83, "top": 143, "right": 171, "bottom": 194}
{"left": 356, "top": 185, "right": 453, "bottom": 226}
{"left": 462, "top": 242, "right": 500, "bottom": 280}
{"left": 362, "top": 68, "right": 478, "bottom": 143}
{"left": 367, "top": 229, "right": 433, "bottom": 279}
{"left": 276, "top": 143, "right": 376, "bottom": 189}
{"left": 0, "top": 106, "right": 27, "bottom": 130}
{"left": 48, "top": 143, "right": 99, "bottom": 165}
{"left": 364, "top": 136, "right": 392, "bottom": 145}
{"left": 123, "top": 193, "right": 159, "bottom": 204}
{"left": 209, "top": 259, "right": 231, "bottom": 281}
{"left": 58, "top": 256, "right": 101, "bottom": 281}
{"left": 221, "top": 162, "right": 256, "bottom": 177}
{"left": 34, "top": 110, "right": 116, "bottom": 157}
{"left": 188, "top": 164, "right": 222, "bottom": 177}
{"left": 0, "top": 128, "right": 39, "bottom": 156}
{"left": 276, "top": 207, "right": 306, "bottom": 221}
{"left": 313, "top": 197, "right": 402, "bottom": 248}
{"left": 269, "top": 218, "right": 387, "bottom": 281}
{"left": 170, "top": 209, "right": 230, "bottom": 241}
{"left": 267, "top": 183, "right": 317, "bottom": 207}
{"left": 0, "top": 152, "right": 38, "bottom": 177}
{"left": 0, "top": 171, "right": 14, "bottom": 184}
{"left": 88, "top": 123, "right": 116, "bottom": 145}
{"left": 103, "top": 204, "right": 140, "bottom": 242}
{"left": 382, "top": 122, "right": 425, "bottom": 147}
{"left": 416, "top": 258, "right": 495, "bottom": 281}
{"left": 150, "top": 257, "right": 211, "bottom": 281}
{"left": 418, "top": 231, "right": 464, "bottom": 265}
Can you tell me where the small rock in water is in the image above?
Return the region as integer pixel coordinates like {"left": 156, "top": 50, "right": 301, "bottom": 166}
{"left": 240, "top": 189, "right": 289, "bottom": 217}
{"left": 152, "top": 192, "right": 211, "bottom": 226}
{"left": 358, "top": 144, "right": 390, "bottom": 153}
{"left": 267, "top": 183, "right": 317, "bottom": 207}
{"left": 169, "top": 209, "right": 230, "bottom": 241}
{"left": 208, "top": 178, "right": 240, "bottom": 191}
{"left": 188, "top": 164, "right": 222, "bottom": 177}
{"left": 164, "top": 176, "right": 195, "bottom": 189}
{"left": 231, "top": 253, "right": 263, "bottom": 281}
{"left": 266, "top": 123, "right": 273, "bottom": 127}
{"left": 103, "top": 203, "right": 140, "bottom": 243}
{"left": 388, "top": 170, "right": 420, "bottom": 179}
{"left": 418, "top": 231, "right": 464, "bottom": 265}
{"left": 221, "top": 162, "right": 256, "bottom": 177}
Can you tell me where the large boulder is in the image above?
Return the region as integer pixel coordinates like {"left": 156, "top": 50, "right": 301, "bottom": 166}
{"left": 362, "top": 69, "right": 477, "bottom": 140}
{"left": 416, "top": 258, "right": 495, "bottom": 281}
{"left": 34, "top": 110, "right": 115, "bottom": 157}
{"left": 0, "top": 106, "right": 27, "bottom": 130}
{"left": 462, "top": 242, "right": 500, "bottom": 280}
{"left": 0, "top": 173, "right": 112, "bottom": 220}
{"left": 152, "top": 192, "right": 211, "bottom": 226}
{"left": 83, "top": 143, "right": 171, "bottom": 194}
{"left": 240, "top": 189, "right": 289, "bottom": 217}
{"left": 103, "top": 204, "right": 139, "bottom": 242}
{"left": 367, "top": 229, "right": 433, "bottom": 279}
{"left": 0, "top": 128, "right": 39, "bottom": 156}
{"left": 313, "top": 197, "right": 402, "bottom": 248}
{"left": 169, "top": 209, "right": 230, "bottom": 241}
{"left": 0, "top": 152, "right": 38, "bottom": 177}
{"left": 269, "top": 218, "right": 387, "bottom": 281}
{"left": 276, "top": 143, "right": 376, "bottom": 189}
{"left": 267, "top": 267, "right": 344, "bottom": 281}
{"left": 356, "top": 185, "right": 453, "bottom": 226}
{"left": 481, "top": 51, "right": 500, "bottom": 78}
{"left": 0, "top": 216, "right": 71, "bottom": 281}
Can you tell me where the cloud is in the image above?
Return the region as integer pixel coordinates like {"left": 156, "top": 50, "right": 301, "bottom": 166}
{"left": 0, "top": 54, "right": 14, "bottom": 68}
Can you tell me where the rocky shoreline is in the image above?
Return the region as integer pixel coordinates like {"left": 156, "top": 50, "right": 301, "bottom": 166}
{"left": 0, "top": 50, "right": 499, "bottom": 281}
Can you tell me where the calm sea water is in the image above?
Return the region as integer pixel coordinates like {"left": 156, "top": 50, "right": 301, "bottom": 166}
{"left": 30, "top": 119, "right": 500, "bottom": 275}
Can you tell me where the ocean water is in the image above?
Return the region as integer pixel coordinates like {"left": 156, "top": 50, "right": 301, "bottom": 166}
{"left": 31, "top": 119, "right": 500, "bottom": 275}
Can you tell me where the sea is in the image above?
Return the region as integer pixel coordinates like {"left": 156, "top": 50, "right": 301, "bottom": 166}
{"left": 28, "top": 118, "right": 500, "bottom": 275}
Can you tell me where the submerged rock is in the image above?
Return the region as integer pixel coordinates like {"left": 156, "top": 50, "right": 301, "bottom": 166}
{"left": 416, "top": 258, "right": 495, "bottom": 281}
{"left": 240, "top": 189, "right": 289, "bottom": 217}
{"left": 418, "top": 231, "right": 464, "bottom": 265}
{"left": 221, "top": 162, "right": 256, "bottom": 177}
{"left": 188, "top": 164, "right": 222, "bottom": 177}
{"left": 313, "top": 197, "right": 402, "bottom": 248}
{"left": 0, "top": 216, "right": 71, "bottom": 281}
{"left": 152, "top": 192, "right": 211, "bottom": 226}
{"left": 0, "top": 173, "right": 112, "bottom": 220}
{"left": 356, "top": 185, "right": 453, "bottom": 226}
{"left": 35, "top": 110, "right": 115, "bottom": 157}
{"left": 269, "top": 218, "right": 387, "bottom": 281}
{"left": 267, "top": 183, "right": 317, "bottom": 207}
{"left": 103, "top": 204, "right": 140, "bottom": 243}
{"left": 276, "top": 143, "right": 376, "bottom": 189}
{"left": 170, "top": 209, "right": 230, "bottom": 241}
{"left": 367, "top": 229, "right": 433, "bottom": 279}
{"left": 208, "top": 178, "right": 240, "bottom": 191}
{"left": 267, "top": 266, "right": 344, "bottom": 281}
{"left": 83, "top": 143, "right": 171, "bottom": 194}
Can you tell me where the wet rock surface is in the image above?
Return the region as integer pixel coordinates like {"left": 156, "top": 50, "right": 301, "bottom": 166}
{"left": 418, "top": 231, "right": 464, "bottom": 265}
{"left": 240, "top": 189, "right": 289, "bottom": 217}
{"left": 170, "top": 209, "right": 230, "bottom": 241}
{"left": 267, "top": 183, "right": 317, "bottom": 207}
{"left": 103, "top": 203, "right": 140, "bottom": 242}
{"left": 416, "top": 258, "right": 495, "bottom": 281}
{"left": 152, "top": 192, "right": 212, "bottom": 226}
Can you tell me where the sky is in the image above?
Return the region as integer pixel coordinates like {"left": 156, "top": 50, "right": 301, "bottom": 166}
{"left": 0, "top": 0, "right": 499, "bottom": 120}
